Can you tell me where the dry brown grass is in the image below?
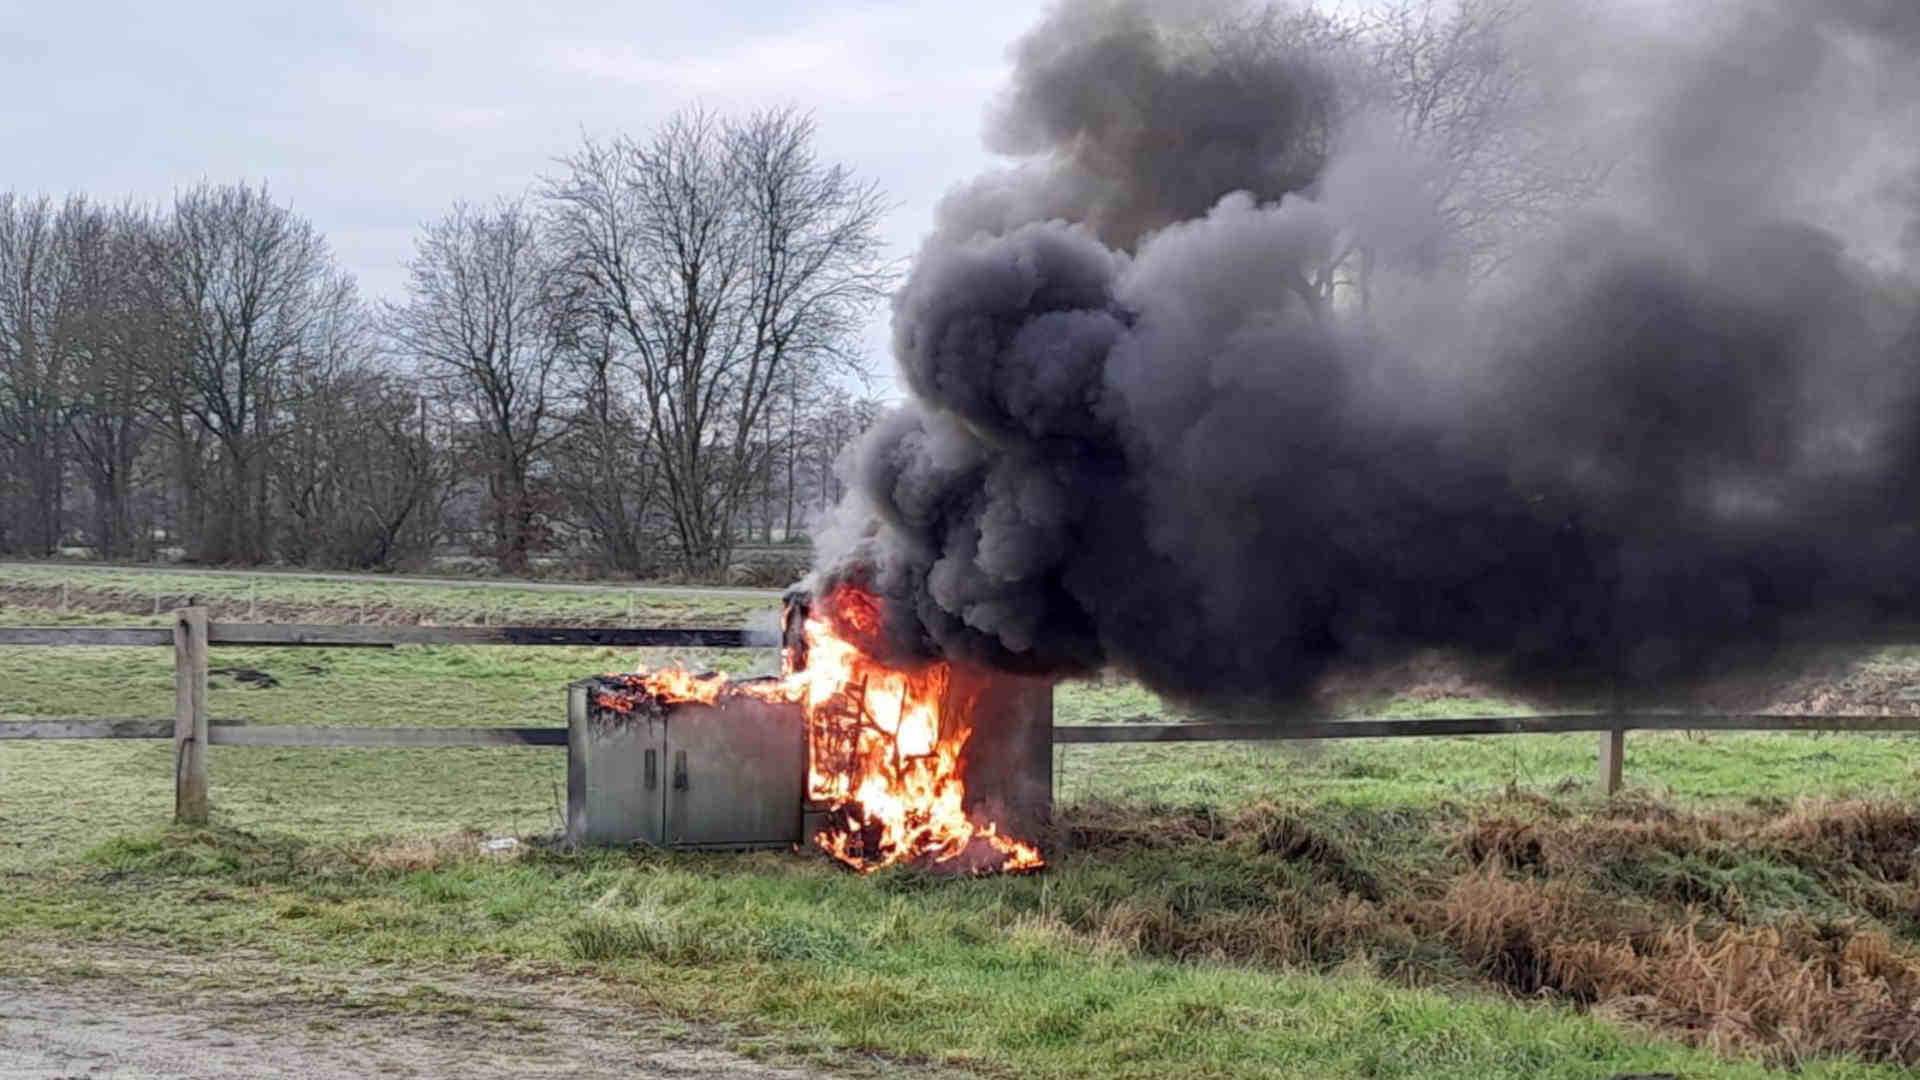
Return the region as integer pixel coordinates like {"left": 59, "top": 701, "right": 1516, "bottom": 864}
{"left": 1055, "top": 797, "right": 1920, "bottom": 1068}
{"left": 1452, "top": 813, "right": 1729, "bottom": 874}
{"left": 1759, "top": 802, "right": 1920, "bottom": 881}
{"left": 1452, "top": 799, "right": 1920, "bottom": 923}
{"left": 1416, "top": 867, "right": 1920, "bottom": 1064}
{"left": 1452, "top": 798, "right": 1920, "bottom": 875}
{"left": 1437, "top": 802, "right": 1920, "bottom": 1066}
{"left": 1587, "top": 923, "right": 1920, "bottom": 1067}
{"left": 361, "top": 829, "right": 498, "bottom": 873}
{"left": 1088, "top": 890, "right": 1401, "bottom": 969}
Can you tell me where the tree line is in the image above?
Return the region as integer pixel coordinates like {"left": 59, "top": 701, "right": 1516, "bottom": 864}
{"left": 0, "top": 107, "right": 888, "bottom": 578}
{"left": 3, "top": 1, "right": 1592, "bottom": 579}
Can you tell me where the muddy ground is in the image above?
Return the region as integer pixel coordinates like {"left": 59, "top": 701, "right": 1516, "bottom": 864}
{"left": 0, "top": 943, "right": 934, "bottom": 1080}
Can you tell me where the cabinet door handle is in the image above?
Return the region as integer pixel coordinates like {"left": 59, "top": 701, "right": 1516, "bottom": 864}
{"left": 644, "top": 749, "right": 657, "bottom": 790}
{"left": 672, "top": 750, "right": 688, "bottom": 791}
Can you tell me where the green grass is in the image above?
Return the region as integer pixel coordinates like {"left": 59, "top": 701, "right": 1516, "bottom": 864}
{"left": 1056, "top": 731, "right": 1920, "bottom": 808}
{"left": 0, "top": 602, "right": 789, "bottom": 871}
{"left": 0, "top": 822, "right": 1904, "bottom": 1080}
{"left": 6, "top": 582, "right": 1920, "bottom": 1076}
{"left": 1049, "top": 673, "right": 1537, "bottom": 725}
{"left": 0, "top": 563, "right": 773, "bottom": 626}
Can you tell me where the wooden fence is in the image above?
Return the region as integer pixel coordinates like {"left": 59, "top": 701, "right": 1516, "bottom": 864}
{"left": 5, "top": 607, "right": 1918, "bottom": 824}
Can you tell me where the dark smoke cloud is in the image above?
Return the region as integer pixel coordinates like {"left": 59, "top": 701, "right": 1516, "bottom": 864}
{"left": 945, "top": 0, "right": 1336, "bottom": 250}
{"left": 810, "top": 0, "right": 1920, "bottom": 715}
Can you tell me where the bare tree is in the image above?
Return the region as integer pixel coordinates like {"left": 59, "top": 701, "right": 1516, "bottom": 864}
{"left": 153, "top": 182, "right": 357, "bottom": 563}
{"left": 1216, "top": 0, "right": 1602, "bottom": 306}
{"left": 756, "top": 364, "right": 855, "bottom": 545}
{"left": 0, "top": 131, "right": 885, "bottom": 579}
{"left": 275, "top": 360, "right": 449, "bottom": 569}
{"left": 0, "top": 194, "right": 74, "bottom": 554}
{"left": 1352, "top": 0, "right": 1600, "bottom": 284}
{"left": 61, "top": 200, "right": 167, "bottom": 559}
{"left": 775, "top": 367, "right": 812, "bottom": 543}
{"left": 548, "top": 312, "right": 662, "bottom": 575}
{"left": 545, "top": 106, "right": 891, "bottom": 577}
{"left": 388, "top": 198, "right": 566, "bottom": 574}
{"left": 800, "top": 385, "right": 882, "bottom": 516}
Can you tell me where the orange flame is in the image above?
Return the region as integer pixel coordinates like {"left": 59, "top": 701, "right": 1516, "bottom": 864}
{"left": 603, "top": 585, "right": 1044, "bottom": 875}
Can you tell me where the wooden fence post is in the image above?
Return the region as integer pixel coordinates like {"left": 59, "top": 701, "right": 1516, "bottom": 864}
{"left": 1598, "top": 728, "right": 1624, "bottom": 797}
{"left": 173, "top": 604, "right": 210, "bottom": 824}
{"left": 1599, "top": 676, "right": 1626, "bottom": 797}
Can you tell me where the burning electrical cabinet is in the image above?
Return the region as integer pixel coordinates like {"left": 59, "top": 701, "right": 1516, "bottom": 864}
{"left": 566, "top": 587, "right": 1054, "bottom": 872}
{"left": 567, "top": 678, "right": 807, "bottom": 850}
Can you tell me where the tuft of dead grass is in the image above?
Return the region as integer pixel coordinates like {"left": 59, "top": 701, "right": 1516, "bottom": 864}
{"left": 1760, "top": 802, "right": 1920, "bottom": 882}
{"left": 361, "top": 829, "right": 498, "bottom": 873}
{"left": 1448, "top": 820, "right": 1546, "bottom": 872}
{"left": 1085, "top": 889, "right": 1399, "bottom": 970}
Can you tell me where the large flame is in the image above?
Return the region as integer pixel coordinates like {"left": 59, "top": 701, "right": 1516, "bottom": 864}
{"left": 594, "top": 585, "right": 1044, "bottom": 875}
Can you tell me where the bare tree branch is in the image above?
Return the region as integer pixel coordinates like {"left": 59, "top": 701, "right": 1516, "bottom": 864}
{"left": 387, "top": 197, "right": 565, "bottom": 573}
{"left": 544, "top": 107, "right": 892, "bottom": 577}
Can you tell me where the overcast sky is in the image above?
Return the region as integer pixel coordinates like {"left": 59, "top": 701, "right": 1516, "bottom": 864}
{"left": 1, "top": 0, "right": 1059, "bottom": 395}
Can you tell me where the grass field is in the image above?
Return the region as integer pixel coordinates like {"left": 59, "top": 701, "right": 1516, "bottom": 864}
{"left": 0, "top": 562, "right": 775, "bottom": 627}
{"left": 5, "top": 569, "right": 1920, "bottom": 1077}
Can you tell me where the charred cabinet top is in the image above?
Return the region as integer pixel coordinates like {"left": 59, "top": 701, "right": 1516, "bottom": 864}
{"left": 567, "top": 679, "right": 805, "bottom": 850}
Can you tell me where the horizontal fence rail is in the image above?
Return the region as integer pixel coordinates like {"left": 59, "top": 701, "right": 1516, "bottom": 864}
{"left": 1055, "top": 713, "right": 1920, "bottom": 741}
{"left": 11, "top": 714, "right": 1920, "bottom": 747}
{"left": 0, "top": 625, "right": 757, "bottom": 648}
{"left": 7, "top": 611, "right": 1919, "bottom": 822}
{"left": 0, "top": 627, "right": 174, "bottom": 646}
{"left": 0, "top": 717, "right": 240, "bottom": 739}
{"left": 205, "top": 725, "right": 569, "bottom": 748}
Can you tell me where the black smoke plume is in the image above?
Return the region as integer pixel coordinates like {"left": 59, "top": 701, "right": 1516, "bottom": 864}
{"left": 809, "top": 0, "right": 1920, "bottom": 715}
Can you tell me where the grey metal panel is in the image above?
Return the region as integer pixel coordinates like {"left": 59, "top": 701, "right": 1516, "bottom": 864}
{"left": 664, "top": 696, "right": 805, "bottom": 848}
{"left": 949, "top": 666, "right": 1055, "bottom": 855}
{"left": 568, "top": 681, "right": 666, "bottom": 846}
{"left": 567, "top": 684, "right": 588, "bottom": 845}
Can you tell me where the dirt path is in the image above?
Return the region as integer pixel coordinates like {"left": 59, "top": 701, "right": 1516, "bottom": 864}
{"left": 0, "top": 944, "right": 914, "bottom": 1080}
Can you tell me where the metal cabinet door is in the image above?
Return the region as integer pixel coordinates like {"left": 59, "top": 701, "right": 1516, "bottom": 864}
{"left": 567, "top": 682, "right": 667, "bottom": 846}
{"left": 664, "top": 696, "right": 805, "bottom": 848}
